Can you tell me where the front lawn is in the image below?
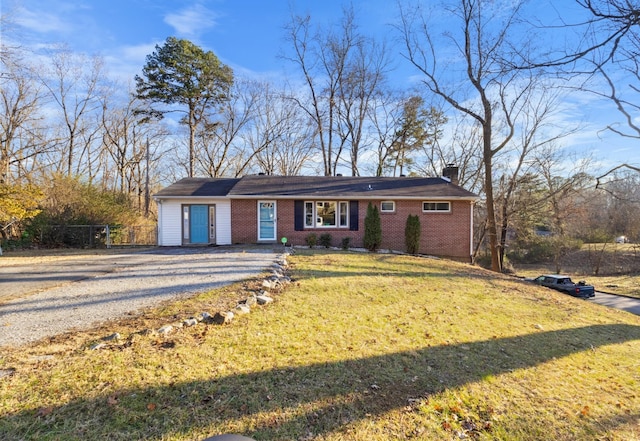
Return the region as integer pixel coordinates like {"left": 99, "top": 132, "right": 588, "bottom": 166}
{"left": 1, "top": 250, "right": 639, "bottom": 440}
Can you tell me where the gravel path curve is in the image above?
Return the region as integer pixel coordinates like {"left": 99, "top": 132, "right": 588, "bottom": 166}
{"left": 0, "top": 247, "right": 278, "bottom": 348}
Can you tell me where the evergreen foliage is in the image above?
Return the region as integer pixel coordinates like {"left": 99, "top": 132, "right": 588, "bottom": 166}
{"left": 363, "top": 202, "right": 382, "bottom": 252}
{"left": 305, "top": 233, "right": 317, "bottom": 248}
{"left": 135, "top": 37, "right": 233, "bottom": 177}
{"left": 405, "top": 214, "right": 421, "bottom": 254}
{"left": 318, "top": 233, "right": 332, "bottom": 248}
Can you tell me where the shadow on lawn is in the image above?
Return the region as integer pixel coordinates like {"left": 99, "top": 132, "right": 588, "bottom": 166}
{"left": 3, "top": 324, "right": 639, "bottom": 440}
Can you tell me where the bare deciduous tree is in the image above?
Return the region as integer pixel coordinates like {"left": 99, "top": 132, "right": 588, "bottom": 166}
{"left": 399, "top": 0, "right": 540, "bottom": 272}
{"left": 367, "top": 90, "right": 405, "bottom": 177}
{"left": 0, "top": 51, "right": 48, "bottom": 184}
{"left": 590, "top": 65, "right": 640, "bottom": 188}
{"left": 194, "top": 79, "right": 260, "bottom": 178}
{"left": 284, "top": 6, "right": 389, "bottom": 176}
{"left": 494, "top": 86, "right": 580, "bottom": 268}
{"left": 250, "top": 84, "right": 316, "bottom": 176}
{"left": 100, "top": 87, "right": 169, "bottom": 214}
{"left": 532, "top": 1, "right": 640, "bottom": 69}
{"left": 40, "top": 48, "right": 104, "bottom": 176}
{"left": 529, "top": 1, "right": 640, "bottom": 184}
{"left": 335, "top": 31, "right": 390, "bottom": 176}
{"left": 414, "top": 112, "right": 484, "bottom": 192}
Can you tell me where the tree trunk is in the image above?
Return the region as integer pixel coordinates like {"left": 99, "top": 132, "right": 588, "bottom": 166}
{"left": 188, "top": 104, "right": 195, "bottom": 178}
{"left": 483, "top": 126, "right": 501, "bottom": 272}
{"left": 499, "top": 194, "right": 509, "bottom": 270}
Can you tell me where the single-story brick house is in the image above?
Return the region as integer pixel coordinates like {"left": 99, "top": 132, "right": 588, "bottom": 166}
{"left": 154, "top": 172, "right": 478, "bottom": 261}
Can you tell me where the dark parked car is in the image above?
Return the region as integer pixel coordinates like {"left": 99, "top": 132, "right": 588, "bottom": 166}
{"left": 528, "top": 275, "right": 595, "bottom": 299}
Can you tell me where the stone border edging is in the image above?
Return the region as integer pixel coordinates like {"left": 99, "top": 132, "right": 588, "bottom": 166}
{"left": 88, "top": 252, "right": 292, "bottom": 351}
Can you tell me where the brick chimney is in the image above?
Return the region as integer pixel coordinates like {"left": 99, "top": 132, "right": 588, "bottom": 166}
{"left": 442, "top": 164, "right": 459, "bottom": 185}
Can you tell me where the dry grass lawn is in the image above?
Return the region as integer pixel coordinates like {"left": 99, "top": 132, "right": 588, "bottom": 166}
{"left": 0, "top": 250, "right": 639, "bottom": 440}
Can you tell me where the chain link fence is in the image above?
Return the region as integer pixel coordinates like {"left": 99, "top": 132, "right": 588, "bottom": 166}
{"left": 31, "top": 225, "right": 158, "bottom": 248}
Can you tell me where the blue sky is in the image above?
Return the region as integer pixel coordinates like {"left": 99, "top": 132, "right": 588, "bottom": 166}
{"left": 4, "top": 0, "right": 638, "bottom": 175}
{"left": 8, "top": 0, "right": 398, "bottom": 83}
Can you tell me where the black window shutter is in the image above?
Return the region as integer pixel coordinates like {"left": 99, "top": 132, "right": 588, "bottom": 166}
{"left": 349, "top": 201, "right": 359, "bottom": 231}
{"left": 294, "top": 200, "right": 304, "bottom": 231}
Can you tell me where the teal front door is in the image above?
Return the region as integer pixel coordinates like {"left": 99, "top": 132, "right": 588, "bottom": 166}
{"left": 258, "top": 201, "right": 276, "bottom": 241}
{"left": 190, "top": 205, "right": 209, "bottom": 244}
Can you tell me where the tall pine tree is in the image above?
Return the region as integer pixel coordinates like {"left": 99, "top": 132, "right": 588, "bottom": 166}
{"left": 135, "top": 37, "right": 233, "bottom": 177}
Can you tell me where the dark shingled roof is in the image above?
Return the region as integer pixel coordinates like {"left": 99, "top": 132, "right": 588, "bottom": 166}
{"left": 154, "top": 178, "right": 241, "bottom": 197}
{"left": 155, "top": 175, "right": 478, "bottom": 200}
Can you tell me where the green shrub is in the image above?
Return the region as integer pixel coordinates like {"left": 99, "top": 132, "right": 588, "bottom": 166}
{"left": 405, "top": 214, "right": 421, "bottom": 254}
{"left": 341, "top": 237, "right": 351, "bottom": 250}
{"left": 364, "top": 202, "right": 382, "bottom": 252}
{"left": 318, "top": 233, "right": 332, "bottom": 248}
{"left": 305, "top": 233, "right": 317, "bottom": 248}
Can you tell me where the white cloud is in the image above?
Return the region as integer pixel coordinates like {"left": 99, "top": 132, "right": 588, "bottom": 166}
{"left": 103, "top": 42, "right": 163, "bottom": 84}
{"left": 164, "top": 3, "right": 218, "bottom": 37}
{"left": 120, "top": 42, "right": 161, "bottom": 62}
{"left": 14, "top": 5, "right": 69, "bottom": 33}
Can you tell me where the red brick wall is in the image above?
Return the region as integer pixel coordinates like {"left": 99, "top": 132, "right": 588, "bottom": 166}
{"left": 231, "top": 199, "right": 258, "bottom": 244}
{"left": 230, "top": 199, "right": 473, "bottom": 260}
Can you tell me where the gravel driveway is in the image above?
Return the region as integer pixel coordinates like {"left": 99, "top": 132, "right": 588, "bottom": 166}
{"left": 0, "top": 247, "right": 278, "bottom": 348}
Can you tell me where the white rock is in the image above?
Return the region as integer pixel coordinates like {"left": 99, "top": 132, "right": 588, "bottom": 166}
{"left": 158, "top": 325, "right": 174, "bottom": 335}
{"left": 102, "top": 333, "right": 121, "bottom": 341}
{"left": 183, "top": 318, "right": 198, "bottom": 327}
{"left": 235, "top": 304, "right": 251, "bottom": 314}
{"left": 256, "top": 295, "right": 274, "bottom": 305}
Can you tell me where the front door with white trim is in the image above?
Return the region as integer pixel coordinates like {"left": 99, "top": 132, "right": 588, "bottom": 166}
{"left": 258, "top": 201, "right": 276, "bottom": 241}
{"left": 182, "top": 204, "right": 216, "bottom": 245}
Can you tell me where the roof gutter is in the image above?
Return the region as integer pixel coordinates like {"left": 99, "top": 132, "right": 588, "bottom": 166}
{"left": 154, "top": 194, "right": 480, "bottom": 202}
{"left": 226, "top": 194, "right": 479, "bottom": 201}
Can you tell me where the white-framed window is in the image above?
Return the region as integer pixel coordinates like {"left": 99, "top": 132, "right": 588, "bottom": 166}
{"left": 339, "top": 201, "right": 349, "bottom": 227}
{"left": 422, "top": 201, "right": 451, "bottom": 212}
{"left": 304, "top": 201, "right": 349, "bottom": 228}
{"left": 304, "top": 201, "right": 314, "bottom": 227}
{"left": 316, "top": 201, "right": 337, "bottom": 226}
{"left": 182, "top": 206, "right": 190, "bottom": 240}
{"left": 380, "top": 201, "right": 395, "bottom": 212}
